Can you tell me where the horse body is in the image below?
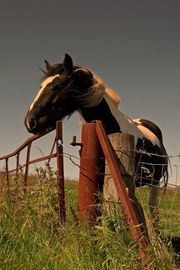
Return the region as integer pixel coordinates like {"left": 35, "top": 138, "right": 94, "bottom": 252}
{"left": 78, "top": 91, "right": 168, "bottom": 187}
{"left": 25, "top": 54, "right": 168, "bottom": 216}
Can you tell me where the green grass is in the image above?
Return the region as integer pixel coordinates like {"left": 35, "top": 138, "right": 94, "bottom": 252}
{"left": 0, "top": 171, "right": 179, "bottom": 270}
{"left": 136, "top": 187, "right": 180, "bottom": 237}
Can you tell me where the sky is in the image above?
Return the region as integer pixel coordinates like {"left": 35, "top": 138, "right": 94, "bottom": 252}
{"left": 0, "top": 0, "right": 180, "bottom": 184}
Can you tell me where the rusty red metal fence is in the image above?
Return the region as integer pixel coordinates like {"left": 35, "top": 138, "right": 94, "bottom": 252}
{"left": 1, "top": 119, "right": 180, "bottom": 269}
{"left": 78, "top": 121, "right": 148, "bottom": 269}
{"left": 0, "top": 120, "right": 152, "bottom": 268}
{"left": 0, "top": 121, "right": 65, "bottom": 223}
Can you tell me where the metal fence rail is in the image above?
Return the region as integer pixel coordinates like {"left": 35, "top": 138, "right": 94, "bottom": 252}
{"left": 0, "top": 121, "right": 65, "bottom": 223}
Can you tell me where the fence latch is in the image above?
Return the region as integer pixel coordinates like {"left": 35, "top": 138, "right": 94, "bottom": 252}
{"left": 70, "top": 136, "right": 83, "bottom": 156}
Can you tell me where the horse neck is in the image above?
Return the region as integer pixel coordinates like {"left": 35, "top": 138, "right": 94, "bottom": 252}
{"left": 79, "top": 93, "right": 120, "bottom": 134}
{"left": 80, "top": 92, "right": 143, "bottom": 141}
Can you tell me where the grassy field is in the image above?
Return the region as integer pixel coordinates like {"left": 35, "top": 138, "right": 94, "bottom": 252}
{"left": 0, "top": 170, "right": 179, "bottom": 270}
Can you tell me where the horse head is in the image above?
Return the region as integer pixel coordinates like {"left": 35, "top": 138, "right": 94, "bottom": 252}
{"left": 25, "top": 54, "right": 94, "bottom": 134}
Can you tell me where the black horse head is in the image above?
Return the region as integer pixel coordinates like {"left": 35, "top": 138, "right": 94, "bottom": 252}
{"left": 25, "top": 54, "right": 94, "bottom": 134}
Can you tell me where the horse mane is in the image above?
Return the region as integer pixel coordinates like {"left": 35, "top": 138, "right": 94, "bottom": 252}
{"left": 41, "top": 63, "right": 121, "bottom": 108}
{"left": 91, "top": 73, "right": 121, "bottom": 108}
{"left": 72, "top": 72, "right": 121, "bottom": 109}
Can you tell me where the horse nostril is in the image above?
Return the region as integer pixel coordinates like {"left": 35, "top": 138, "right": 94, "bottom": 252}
{"left": 29, "top": 118, "right": 36, "bottom": 130}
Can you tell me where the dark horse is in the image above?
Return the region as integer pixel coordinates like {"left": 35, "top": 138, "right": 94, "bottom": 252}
{"left": 25, "top": 54, "right": 168, "bottom": 217}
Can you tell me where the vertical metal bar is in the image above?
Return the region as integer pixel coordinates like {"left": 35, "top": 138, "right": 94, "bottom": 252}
{"left": 15, "top": 152, "right": 20, "bottom": 193}
{"left": 78, "top": 123, "right": 103, "bottom": 225}
{"left": 95, "top": 121, "right": 147, "bottom": 269}
{"left": 16, "top": 152, "right": 20, "bottom": 178}
{"left": 48, "top": 137, "right": 56, "bottom": 164}
{"left": 56, "top": 121, "right": 65, "bottom": 223}
{"left": 24, "top": 142, "right": 32, "bottom": 193}
{"left": 0, "top": 173, "right": 2, "bottom": 194}
{"left": 5, "top": 158, "right": 10, "bottom": 189}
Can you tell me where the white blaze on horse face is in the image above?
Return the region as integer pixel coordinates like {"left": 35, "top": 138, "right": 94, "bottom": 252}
{"left": 29, "top": 74, "right": 60, "bottom": 111}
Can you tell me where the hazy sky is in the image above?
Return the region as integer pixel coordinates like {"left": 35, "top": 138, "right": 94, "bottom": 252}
{"left": 0, "top": 0, "right": 180, "bottom": 183}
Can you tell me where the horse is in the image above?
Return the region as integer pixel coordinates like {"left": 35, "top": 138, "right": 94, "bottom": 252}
{"left": 25, "top": 53, "right": 169, "bottom": 219}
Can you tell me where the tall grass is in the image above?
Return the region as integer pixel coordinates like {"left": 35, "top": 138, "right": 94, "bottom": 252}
{"left": 0, "top": 169, "right": 179, "bottom": 269}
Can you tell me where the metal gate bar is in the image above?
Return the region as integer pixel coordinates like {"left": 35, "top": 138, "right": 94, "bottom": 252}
{"left": 95, "top": 121, "right": 147, "bottom": 269}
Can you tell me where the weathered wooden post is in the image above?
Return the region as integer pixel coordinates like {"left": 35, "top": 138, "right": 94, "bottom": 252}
{"left": 104, "top": 133, "right": 134, "bottom": 202}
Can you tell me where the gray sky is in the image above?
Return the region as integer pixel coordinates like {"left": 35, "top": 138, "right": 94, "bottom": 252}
{"left": 0, "top": 0, "right": 180, "bottom": 183}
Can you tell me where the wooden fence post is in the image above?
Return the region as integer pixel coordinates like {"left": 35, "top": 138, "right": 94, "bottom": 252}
{"left": 104, "top": 133, "right": 135, "bottom": 202}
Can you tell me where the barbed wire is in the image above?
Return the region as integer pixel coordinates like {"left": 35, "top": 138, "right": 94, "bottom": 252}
{"left": 114, "top": 147, "right": 180, "bottom": 159}
{"left": 0, "top": 148, "right": 179, "bottom": 242}
{"left": 1, "top": 148, "right": 180, "bottom": 188}
{"left": 56, "top": 151, "right": 180, "bottom": 187}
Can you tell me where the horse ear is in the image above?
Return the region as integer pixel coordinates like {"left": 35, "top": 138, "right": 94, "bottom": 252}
{"left": 63, "top": 54, "right": 73, "bottom": 75}
{"left": 44, "top": 60, "right": 54, "bottom": 73}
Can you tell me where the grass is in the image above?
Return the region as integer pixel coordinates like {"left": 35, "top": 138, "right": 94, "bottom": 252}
{"left": 136, "top": 186, "right": 180, "bottom": 237}
{"left": 0, "top": 169, "right": 179, "bottom": 270}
